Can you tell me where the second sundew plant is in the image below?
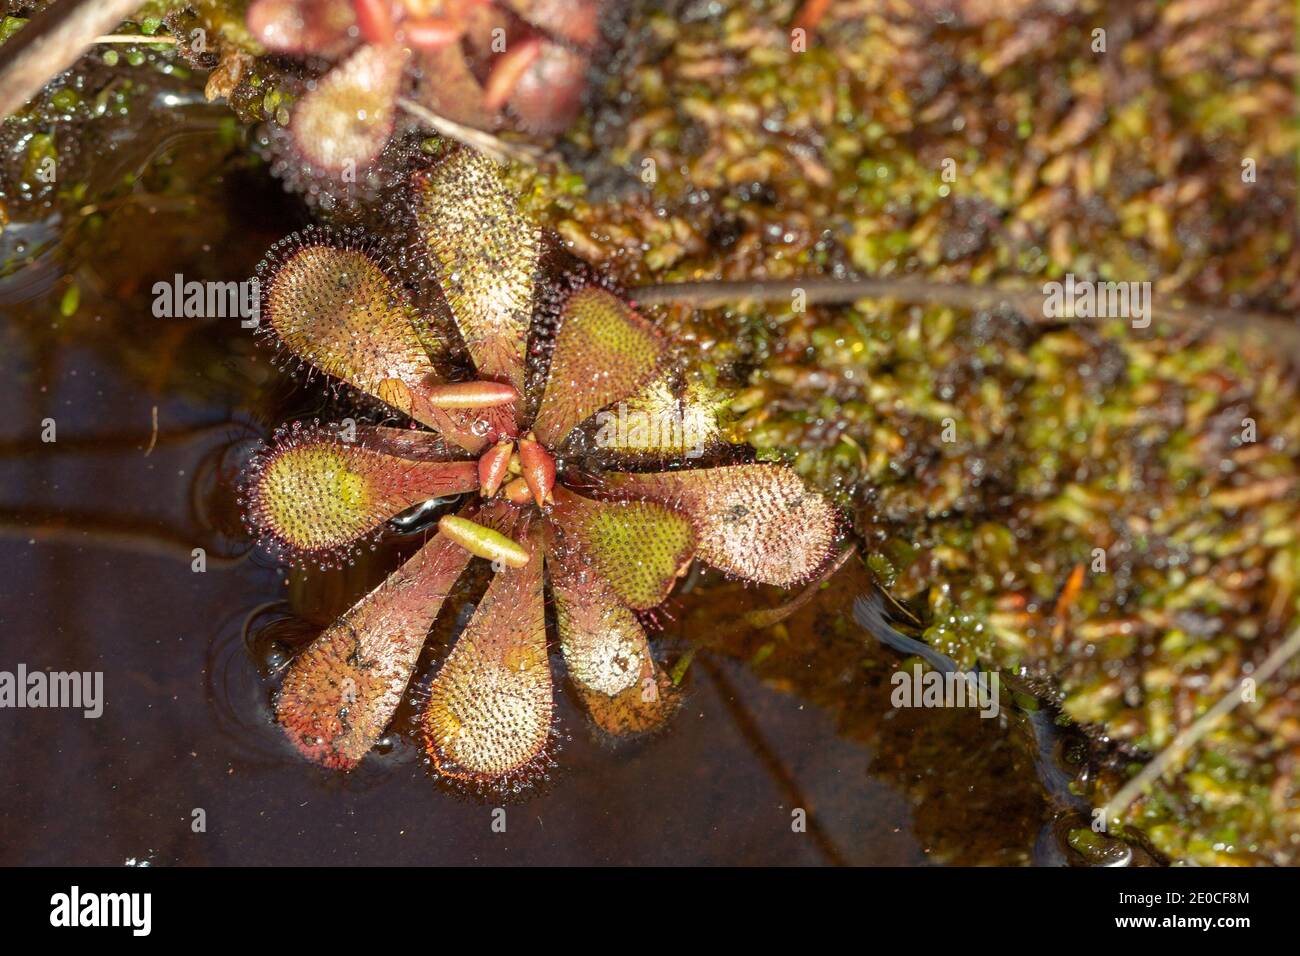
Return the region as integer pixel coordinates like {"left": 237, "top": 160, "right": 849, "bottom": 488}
{"left": 244, "top": 145, "right": 839, "bottom": 789}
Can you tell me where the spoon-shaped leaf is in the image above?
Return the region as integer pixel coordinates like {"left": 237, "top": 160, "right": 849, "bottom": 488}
{"left": 414, "top": 147, "right": 538, "bottom": 393}
{"left": 247, "top": 428, "right": 478, "bottom": 559}
{"left": 603, "top": 465, "right": 838, "bottom": 587}
{"left": 277, "top": 530, "right": 474, "bottom": 768}
{"left": 531, "top": 286, "right": 667, "bottom": 447}
{"left": 422, "top": 511, "right": 552, "bottom": 784}
{"left": 547, "top": 486, "right": 694, "bottom": 610}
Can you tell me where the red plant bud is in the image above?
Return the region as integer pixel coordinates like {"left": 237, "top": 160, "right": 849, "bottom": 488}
{"left": 478, "top": 440, "right": 514, "bottom": 497}
{"left": 502, "top": 477, "right": 534, "bottom": 505}
{"left": 483, "top": 36, "right": 543, "bottom": 112}
{"left": 352, "top": 0, "right": 396, "bottom": 44}
{"left": 421, "top": 379, "right": 519, "bottom": 409}
{"left": 517, "top": 433, "right": 555, "bottom": 507}
{"left": 403, "top": 16, "right": 464, "bottom": 49}
{"left": 437, "top": 514, "right": 531, "bottom": 568}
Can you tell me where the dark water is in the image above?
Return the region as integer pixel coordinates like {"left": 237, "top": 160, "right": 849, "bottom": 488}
{"left": 0, "top": 98, "right": 1071, "bottom": 867}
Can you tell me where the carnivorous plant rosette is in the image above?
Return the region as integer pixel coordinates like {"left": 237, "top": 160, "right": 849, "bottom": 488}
{"left": 243, "top": 147, "right": 839, "bottom": 787}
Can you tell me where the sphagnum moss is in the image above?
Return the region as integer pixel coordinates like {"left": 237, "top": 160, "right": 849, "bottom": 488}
{"left": 506, "top": 0, "right": 1299, "bottom": 862}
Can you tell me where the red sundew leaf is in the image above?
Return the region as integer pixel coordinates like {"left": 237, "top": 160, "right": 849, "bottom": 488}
{"left": 290, "top": 43, "right": 407, "bottom": 175}
{"left": 352, "top": 0, "right": 397, "bottom": 44}
{"left": 413, "top": 148, "right": 539, "bottom": 393}
{"left": 547, "top": 537, "right": 682, "bottom": 737}
{"left": 247, "top": 428, "right": 479, "bottom": 558}
{"left": 422, "top": 514, "right": 553, "bottom": 784}
{"left": 506, "top": 40, "right": 588, "bottom": 135}
{"left": 602, "top": 465, "right": 839, "bottom": 587}
{"left": 530, "top": 286, "right": 668, "bottom": 447}
{"left": 352, "top": 424, "right": 466, "bottom": 462}
{"left": 483, "top": 35, "right": 542, "bottom": 112}
{"left": 247, "top": 0, "right": 358, "bottom": 58}
{"left": 477, "top": 439, "right": 514, "bottom": 496}
{"left": 401, "top": 16, "right": 464, "bottom": 49}
{"left": 517, "top": 435, "right": 555, "bottom": 506}
{"left": 547, "top": 486, "right": 695, "bottom": 610}
{"left": 257, "top": 233, "right": 506, "bottom": 451}
{"left": 503, "top": 0, "right": 601, "bottom": 48}
{"left": 276, "top": 530, "right": 474, "bottom": 768}
{"left": 412, "top": 43, "right": 494, "bottom": 129}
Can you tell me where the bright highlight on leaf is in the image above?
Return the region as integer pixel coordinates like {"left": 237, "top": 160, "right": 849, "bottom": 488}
{"left": 604, "top": 465, "right": 838, "bottom": 587}
{"left": 277, "top": 533, "right": 473, "bottom": 768}
{"left": 248, "top": 432, "right": 478, "bottom": 556}
{"left": 532, "top": 286, "right": 668, "bottom": 447}
{"left": 596, "top": 376, "right": 727, "bottom": 458}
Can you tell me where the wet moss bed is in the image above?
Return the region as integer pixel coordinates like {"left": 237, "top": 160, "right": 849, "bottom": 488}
{"left": 2, "top": 0, "right": 1298, "bottom": 863}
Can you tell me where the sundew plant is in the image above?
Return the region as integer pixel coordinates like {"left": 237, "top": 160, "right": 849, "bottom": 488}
{"left": 244, "top": 146, "right": 839, "bottom": 787}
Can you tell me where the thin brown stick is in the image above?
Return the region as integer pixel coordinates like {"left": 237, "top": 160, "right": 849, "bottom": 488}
{"left": 396, "top": 97, "right": 548, "bottom": 167}
{"left": 631, "top": 277, "right": 1300, "bottom": 350}
{"left": 1102, "top": 624, "right": 1300, "bottom": 827}
{"left": 0, "top": 0, "right": 145, "bottom": 120}
{"left": 94, "top": 33, "right": 176, "bottom": 44}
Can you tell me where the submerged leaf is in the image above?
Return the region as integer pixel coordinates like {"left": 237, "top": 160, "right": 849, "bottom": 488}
{"left": 576, "top": 665, "right": 681, "bottom": 738}
{"left": 603, "top": 465, "right": 838, "bottom": 586}
{"left": 276, "top": 532, "right": 473, "bottom": 768}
